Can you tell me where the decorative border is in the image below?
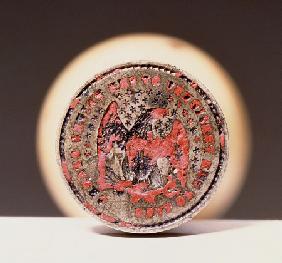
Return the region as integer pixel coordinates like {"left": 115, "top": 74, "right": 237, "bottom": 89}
{"left": 58, "top": 62, "right": 229, "bottom": 233}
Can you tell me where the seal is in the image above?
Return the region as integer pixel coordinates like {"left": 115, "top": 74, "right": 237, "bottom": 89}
{"left": 58, "top": 62, "right": 228, "bottom": 233}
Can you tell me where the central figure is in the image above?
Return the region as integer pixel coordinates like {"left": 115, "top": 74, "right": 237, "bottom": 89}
{"left": 97, "top": 101, "right": 189, "bottom": 192}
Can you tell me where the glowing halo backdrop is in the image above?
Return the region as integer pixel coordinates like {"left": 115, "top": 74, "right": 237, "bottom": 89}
{"left": 37, "top": 34, "right": 251, "bottom": 219}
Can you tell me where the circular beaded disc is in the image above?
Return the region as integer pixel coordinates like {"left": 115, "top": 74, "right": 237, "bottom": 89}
{"left": 59, "top": 62, "right": 228, "bottom": 233}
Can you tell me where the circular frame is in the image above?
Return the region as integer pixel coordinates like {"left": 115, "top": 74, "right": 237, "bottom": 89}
{"left": 57, "top": 62, "right": 228, "bottom": 233}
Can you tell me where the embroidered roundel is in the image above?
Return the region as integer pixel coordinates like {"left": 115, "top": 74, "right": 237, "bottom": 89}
{"left": 59, "top": 63, "right": 228, "bottom": 232}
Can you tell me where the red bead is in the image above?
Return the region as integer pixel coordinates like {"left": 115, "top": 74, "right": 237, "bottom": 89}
{"left": 87, "top": 98, "right": 95, "bottom": 107}
{"left": 201, "top": 159, "right": 212, "bottom": 169}
{"left": 200, "top": 115, "right": 209, "bottom": 124}
{"left": 201, "top": 124, "right": 212, "bottom": 134}
{"left": 146, "top": 208, "right": 154, "bottom": 218}
{"left": 220, "top": 134, "right": 225, "bottom": 148}
{"left": 184, "top": 191, "right": 194, "bottom": 200}
{"left": 163, "top": 202, "right": 173, "bottom": 214}
{"left": 152, "top": 75, "right": 161, "bottom": 86}
{"left": 135, "top": 208, "right": 144, "bottom": 218}
{"left": 129, "top": 76, "right": 137, "bottom": 86}
{"left": 73, "top": 160, "right": 82, "bottom": 170}
{"left": 190, "top": 99, "right": 201, "bottom": 110}
{"left": 69, "top": 98, "right": 80, "bottom": 109}
{"left": 73, "top": 124, "right": 84, "bottom": 134}
{"left": 205, "top": 145, "right": 215, "bottom": 153}
{"left": 78, "top": 170, "right": 86, "bottom": 179}
{"left": 82, "top": 180, "right": 92, "bottom": 189}
{"left": 119, "top": 221, "right": 132, "bottom": 228}
{"left": 94, "top": 90, "right": 103, "bottom": 100}
{"left": 204, "top": 134, "right": 214, "bottom": 143}
{"left": 192, "top": 179, "right": 203, "bottom": 189}
{"left": 176, "top": 195, "right": 186, "bottom": 207}
{"left": 120, "top": 78, "right": 129, "bottom": 89}
{"left": 83, "top": 202, "right": 98, "bottom": 214}
{"left": 71, "top": 150, "right": 81, "bottom": 158}
{"left": 71, "top": 135, "right": 81, "bottom": 142}
{"left": 100, "top": 213, "right": 116, "bottom": 223}
{"left": 142, "top": 76, "right": 150, "bottom": 85}
{"left": 61, "top": 161, "right": 71, "bottom": 182}
{"left": 174, "top": 85, "right": 184, "bottom": 96}
{"left": 182, "top": 92, "right": 191, "bottom": 103}
{"left": 155, "top": 207, "right": 163, "bottom": 217}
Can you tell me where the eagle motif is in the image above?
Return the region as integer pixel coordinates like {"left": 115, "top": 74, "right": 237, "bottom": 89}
{"left": 97, "top": 101, "right": 189, "bottom": 196}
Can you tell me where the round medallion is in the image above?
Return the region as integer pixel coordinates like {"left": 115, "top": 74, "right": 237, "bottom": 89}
{"left": 59, "top": 63, "right": 228, "bottom": 232}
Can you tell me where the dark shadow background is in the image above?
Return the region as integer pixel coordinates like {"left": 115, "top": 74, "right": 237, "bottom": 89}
{"left": 0, "top": 0, "right": 281, "bottom": 218}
